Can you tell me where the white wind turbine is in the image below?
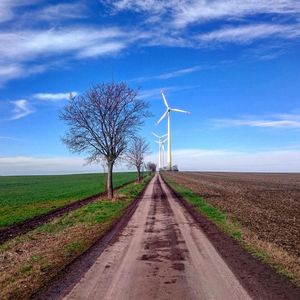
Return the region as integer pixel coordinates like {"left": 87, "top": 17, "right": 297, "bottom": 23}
{"left": 153, "top": 132, "right": 167, "bottom": 170}
{"left": 157, "top": 90, "right": 190, "bottom": 171}
{"left": 160, "top": 138, "right": 167, "bottom": 168}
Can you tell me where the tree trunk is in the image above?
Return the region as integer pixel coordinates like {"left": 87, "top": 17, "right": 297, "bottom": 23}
{"left": 137, "top": 166, "right": 141, "bottom": 183}
{"left": 107, "top": 162, "right": 113, "bottom": 199}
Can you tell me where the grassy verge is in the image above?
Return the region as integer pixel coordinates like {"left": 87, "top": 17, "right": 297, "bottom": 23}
{"left": 0, "top": 175, "right": 152, "bottom": 300}
{"left": 163, "top": 175, "right": 300, "bottom": 287}
{"left": 0, "top": 172, "right": 138, "bottom": 229}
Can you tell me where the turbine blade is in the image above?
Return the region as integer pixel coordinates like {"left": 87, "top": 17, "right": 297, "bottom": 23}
{"left": 156, "top": 110, "right": 168, "bottom": 125}
{"left": 152, "top": 132, "right": 160, "bottom": 138}
{"left": 161, "top": 90, "right": 169, "bottom": 108}
{"left": 171, "top": 108, "right": 190, "bottom": 114}
{"left": 161, "top": 133, "right": 168, "bottom": 138}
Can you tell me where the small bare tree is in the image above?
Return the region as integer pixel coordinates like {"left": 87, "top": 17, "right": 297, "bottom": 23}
{"left": 146, "top": 162, "right": 157, "bottom": 173}
{"left": 60, "top": 82, "right": 150, "bottom": 199}
{"left": 125, "top": 137, "right": 150, "bottom": 182}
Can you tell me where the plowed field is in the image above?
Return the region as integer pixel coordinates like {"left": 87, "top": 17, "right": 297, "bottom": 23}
{"left": 163, "top": 172, "right": 300, "bottom": 258}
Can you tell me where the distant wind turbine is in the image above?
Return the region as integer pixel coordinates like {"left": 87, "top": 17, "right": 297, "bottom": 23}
{"left": 157, "top": 90, "right": 190, "bottom": 170}
{"left": 153, "top": 132, "right": 167, "bottom": 170}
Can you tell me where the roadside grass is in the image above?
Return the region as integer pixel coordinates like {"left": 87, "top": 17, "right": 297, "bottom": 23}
{"left": 164, "top": 177, "right": 242, "bottom": 241}
{"left": 163, "top": 175, "right": 300, "bottom": 287}
{"left": 0, "top": 174, "right": 152, "bottom": 300}
{"left": 0, "top": 172, "right": 138, "bottom": 229}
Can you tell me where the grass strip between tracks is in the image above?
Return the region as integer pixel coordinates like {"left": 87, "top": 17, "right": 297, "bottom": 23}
{"left": 163, "top": 175, "right": 300, "bottom": 287}
{"left": 0, "top": 174, "right": 153, "bottom": 300}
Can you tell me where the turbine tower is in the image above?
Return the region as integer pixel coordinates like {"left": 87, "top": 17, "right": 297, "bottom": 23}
{"left": 153, "top": 132, "right": 167, "bottom": 169}
{"left": 157, "top": 90, "right": 190, "bottom": 171}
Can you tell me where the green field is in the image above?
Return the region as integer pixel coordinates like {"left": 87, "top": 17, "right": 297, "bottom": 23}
{"left": 0, "top": 172, "right": 138, "bottom": 229}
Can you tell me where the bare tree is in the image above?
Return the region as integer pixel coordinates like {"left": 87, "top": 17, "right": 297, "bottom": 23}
{"left": 125, "top": 137, "right": 150, "bottom": 183}
{"left": 60, "top": 82, "right": 150, "bottom": 199}
{"left": 146, "top": 162, "right": 157, "bottom": 173}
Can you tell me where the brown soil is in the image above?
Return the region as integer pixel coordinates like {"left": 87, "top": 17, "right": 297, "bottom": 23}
{"left": 162, "top": 175, "right": 300, "bottom": 299}
{"left": 55, "top": 174, "right": 298, "bottom": 300}
{"left": 163, "top": 172, "right": 300, "bottom": 258}
{"left": 0, "top": 180, "right": 135, "bottom": 245}
{"left": 28, "top": 174, "right": 300, "bottom": 299}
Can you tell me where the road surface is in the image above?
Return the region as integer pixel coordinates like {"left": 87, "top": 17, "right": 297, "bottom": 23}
{"left": 64, "top": 174, "right": 251, "bottom": 300}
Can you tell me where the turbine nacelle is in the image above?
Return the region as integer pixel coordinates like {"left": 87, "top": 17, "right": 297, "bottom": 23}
{"left": 157, "top": 90, "right": 190, "bottom": 125}
{"left": 152, "top": 132, "right": 168, "bottom": 140}
{"left": 156, "top": 89, "right": 191, "bottom": 170}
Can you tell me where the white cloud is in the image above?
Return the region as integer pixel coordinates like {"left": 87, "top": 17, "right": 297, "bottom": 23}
{"left": 0, "top": 1, "right": 86, "bottom": 23}
{"left": 1, "top": 148, "right": 300, "bottom": 175}
{"left": 10, "top": 100, "right": 34, "bottom": 120}
{"left": 34, "top": 92, "right": 78, "bottom": 102}
{"left": 146, "top": 148, "right": 300, "bottom": 172}
{"left": 0, "top": 156, "right": 126, "bottom": 175}
{"left": 172, "top": 0, "right": 300, "bottom": 28}
{"left": 132, "top": 65, "right": 202, "bottom": 82}
{"left": 0, "top": 27, "right": 129, "bottom": 62}
{"left": 0, "top": 26, "right": 137, "bottom": 85}
{"left": 105, "top": 1, "right": 300, "bottom": 52}
{"left": 0, "top": 0, "right": 38, "bottom": 23}
{"left": 0, "top": 63, "right": 45, "bottom": 86}
{"left": 0, "top": 136, "right": 20, "bottom": 141}
{"left": 213, "top": 113, "right": 300, "bottom": 129}
{"left": 1, "top": 0, "right": 300, "bottom": 86}
{"left": 30, "top": 3, "right": 87, "bottom": 21}
{"left": 108, "top": 0, "right": 300, "bottom": 27}
{"left": 108, "top": 0, "right": 171, "bottom": 13}
{"left": 198, "top": 23, "right": 300, "bottom": 43}
{"left": 139, "top": 88, "right": 165, "bottom": 100}
{"left": 139, "top": 85, "right": 197, "bottom": 99}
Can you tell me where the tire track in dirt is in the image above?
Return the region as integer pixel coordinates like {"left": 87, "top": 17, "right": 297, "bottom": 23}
{"left": 62, "top": 174, "right": 251, "bottom": 300}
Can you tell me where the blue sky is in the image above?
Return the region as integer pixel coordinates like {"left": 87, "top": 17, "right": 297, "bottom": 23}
{"left": 0, "top": 0, "right": 300, "bottom": 174}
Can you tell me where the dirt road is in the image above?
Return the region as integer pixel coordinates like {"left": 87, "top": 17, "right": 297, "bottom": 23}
{"left": 64, "top": 174, "right": 250, "bottom": 300}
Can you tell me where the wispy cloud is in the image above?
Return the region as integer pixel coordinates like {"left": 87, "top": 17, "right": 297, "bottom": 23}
{"left": 213, "top": 113, "right": 300, "bottom": 129}
{"left": 0, "top": 63, "right": 45, "bottom": 86}
{"left": 1, "top": 0, "right": 300, "bottom": 86}
{"left": 29, "top": 3, "right": 87, "bottom": 22}
{"left": 105, "top": 1, "right": 300, "bottom": 57}
{"left": 139, "top": 85, "right": 199, "bottom": 100}
{"left": 139, "top": 87, "right": 166, "bottom": 100}
{"left": 145, "top": 147, "right": 300, "bottom": 172}
{"left": 1, "top": 1, "right": 86, "bottom": 24}
{"left": 0, "top": 136, "right": 21, "bottom": 141}
{"left": 0, "top": 0, "right": 38, "bottom": 23}
{"left": 0, "top": 26, "right": 138, "bottom": 85}
{"left": 172, "top": 0, "right": 300, "bottom": 28}
{"left": 0, "top": 27, "right": 131, "bottom": 61}
{"left": 131, "top": 65, "right": 202, "bottom": 82}
{"left": 0, "top": 156, "right": 126, "bottom": 175}
{"left": 10, "top": 100, "right": 34, "bottom": 120}
{"left": 2, "top": 148, "right": 300, "bottom": 175}
{"left": 108, "top": 0, "right": 300, "bottom": 28}
{"left": 34, "top": 92, "right": 78, "bottom": 102}
{"left": 198, "top": 23, "right": 300, "bottom": 44}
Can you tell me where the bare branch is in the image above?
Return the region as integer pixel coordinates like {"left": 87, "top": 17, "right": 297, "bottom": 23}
{"left": 125, "top": 137, "right": 150, "bottom": 182}
{"left": 60, "top": 81, "right": 151, "bottom": 197}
